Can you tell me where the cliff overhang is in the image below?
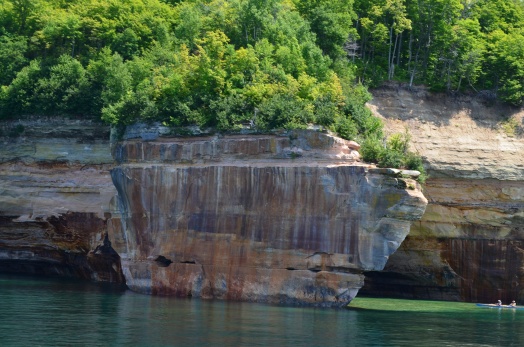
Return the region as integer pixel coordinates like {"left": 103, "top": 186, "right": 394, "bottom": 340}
{"left": 109, "top": 126, "right": 427, "bottom": 307}
{"left": 0, "top": 119, "right": 427, "bottom": 306}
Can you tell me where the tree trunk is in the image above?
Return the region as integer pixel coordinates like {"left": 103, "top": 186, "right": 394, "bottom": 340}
{"left": 390, "top": 34, "right": 400, "bottom": 80}
{"left": 388, "top": 26, "right": 393, "bottom": 80}
{"left": 397, "top": 32, "right": 403, "bottom": 70}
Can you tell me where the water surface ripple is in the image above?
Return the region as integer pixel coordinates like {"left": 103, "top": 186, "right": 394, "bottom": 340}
{"left": 0, "top": 274, "right": 522, "bottom": 346}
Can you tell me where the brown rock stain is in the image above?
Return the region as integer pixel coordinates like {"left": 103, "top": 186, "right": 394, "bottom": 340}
{"left": 110, "top": 131, "right": 427, "bottom": 307}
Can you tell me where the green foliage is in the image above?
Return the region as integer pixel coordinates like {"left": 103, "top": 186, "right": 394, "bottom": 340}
{"left": 360, "top": 135, "right": 384, "bottom": 163}
{"left": 256, "top": 94, "right": 313, "bottom": 130}
{"left": 486, "top": 29, "right": 524, "bottom": 105}
{"left": 294, "top": 0, "right": 357, "bottom": 59}
{"left": 0, "top": 0, "right": 485, "bottom": 181}
{"left": 378, "top": 148, "right": 404, "bottom": 169}
{"left": 500, "top": 116, "right": 522, "bottom": 137}
{"left": 34, "top": 54, "right": 88, "bottom": 114}
{"left": 0, "top": 59, "right": 42, "bottom": 118}
{"left": 350, "top": 0, "right": 524, "bottom": 104}
{"left": 0, "top": 34, "right": 28, "bottom": 86}
{"left": 360, "top": 130, "right": 427, "bottom": 183}
{"left": 387, "top": 130, "right": 410, "bottom": 154}
{"left": 334, "top": 116, "right": 358, "bottom": 140}
{"left": 208, "top": 92, "right": 250, "bottom": 130}
{"left": 404, "top": 152, "right": 427, "bottom": 183}
{"left": 2, "top": 0, "right": 524, "bottom": 116}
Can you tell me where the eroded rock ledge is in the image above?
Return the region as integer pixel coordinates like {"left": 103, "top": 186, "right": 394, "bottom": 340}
{"left": 109, "top": 129, "right": 427, "bottom": 307}
{"left": 0, "top": 118, "right": 123, "bottom": 283}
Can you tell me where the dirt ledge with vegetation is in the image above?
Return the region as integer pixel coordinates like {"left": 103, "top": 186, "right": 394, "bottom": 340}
{"left": 368, "top": 83, "right": 524, "bottom": 180}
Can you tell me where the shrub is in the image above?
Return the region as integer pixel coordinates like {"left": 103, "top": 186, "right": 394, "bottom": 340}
{"left": 334, "top": 116, "right": 358, "bottom": 140}
{"left": 256, "top": 94, "right": 313, "bottom": 130}
{"left": 500, "top": 116, "right": 521, "bottom": 137}
{"left": 387, "top": 131, "right": 410, "bottom": 154}
{"left": 360, "top": 135, "right": 384, "bottom": 163}
{"left": 361, "top": 131, "right": 427, "bottom": 184}
{"left": 378, "top": 148, "right": 404, "bottom": 168}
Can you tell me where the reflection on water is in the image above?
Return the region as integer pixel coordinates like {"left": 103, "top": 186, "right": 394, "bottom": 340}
{"left": 0, "top": 274, "right": 523, "bottom": 346}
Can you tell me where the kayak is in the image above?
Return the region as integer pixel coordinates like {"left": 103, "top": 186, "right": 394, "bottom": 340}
{"left": 476, "top": 303, "right": 524, "bottom": 310}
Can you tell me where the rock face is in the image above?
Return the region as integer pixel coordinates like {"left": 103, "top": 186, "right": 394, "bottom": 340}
{"left": 0, "top": 118, "right": 124, "bottom": 283}
{"left": 109, "top": 129, "right": 427, "bottom": 307}
{"left": 0, "top": 118, "right": 428, "bottom": 306}
{"left": 362, "top": 83, "right": 524, "bottom": 303}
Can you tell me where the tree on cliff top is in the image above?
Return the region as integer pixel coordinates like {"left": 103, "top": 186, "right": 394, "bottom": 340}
{"left": 0, "top": 0, "right": 372, "bottom": 140}
{"left": 1, "top": 0, "right": 466, "bottom": 180}
{"left": 2, "top": 0, "right": 524, "bottom": 124}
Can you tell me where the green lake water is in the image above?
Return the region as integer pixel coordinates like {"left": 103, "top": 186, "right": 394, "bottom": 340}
{"left": 0, "top": 273, "right": 523, "bottom": 346}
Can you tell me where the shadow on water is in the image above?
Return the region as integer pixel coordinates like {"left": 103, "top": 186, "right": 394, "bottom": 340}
{"left": 1, "top": 274, "right": 524, "bottom": 346}
{"left": 0, "top": 272, "right": 127, "bottom": 292}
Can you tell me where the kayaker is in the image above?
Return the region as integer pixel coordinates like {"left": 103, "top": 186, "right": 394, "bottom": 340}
{"left": 497, "top": 300, "right": 502, "bottom": 306}
{"left": 510, "top": 300, "right": 517, "bottom": 307}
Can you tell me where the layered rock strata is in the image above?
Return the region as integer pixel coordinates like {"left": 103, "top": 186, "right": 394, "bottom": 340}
{"left": 0, "top": 118, "right": 123, "bottom": 283}
{"left": 362, "top": 84, "right": 524, "bottom": 303}
{"left": 109, "top": 129, "right": 427, "bottom": 307}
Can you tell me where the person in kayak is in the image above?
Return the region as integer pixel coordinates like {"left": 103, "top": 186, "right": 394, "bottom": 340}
{"left": 497, "top": 300, "right": 502, "bottom": 306}
{"left": 510, "top": 300, "right": 517, "bottom": 307}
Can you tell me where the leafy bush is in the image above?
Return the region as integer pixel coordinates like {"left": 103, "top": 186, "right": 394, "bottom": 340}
{"left": 378, "top": 148, "right": 404, "bottom": 169}
{"left": 500, "top": 116, "right": 522, "bottom": 137}
{"left": 404, "top": 152, "right": 428, "bottom": 183}
{"left": 0, "top": 60, "right": 43, "bottom": 118}
{"left": 334, "top": 116, "right": 358, "bottom": 141}
{"left": 34, "top": 55, "right": 89, "bottom": 114}
{"left": 360, "top": 135, "right": 384, "bottom": 163}
{"left": 256, "top": 94, "right": 313, "bottom": 130}
{"left": 0, "top": 35, "right": 28, "bottom": 86}
{"left": 360, "top": 130, "right": 427, "bottom": 183}
{"left": 208, "top": 93, "right": 251, "bottom": 130}
{"left": 387, "top": 132, "right": 410, "bottom": 154}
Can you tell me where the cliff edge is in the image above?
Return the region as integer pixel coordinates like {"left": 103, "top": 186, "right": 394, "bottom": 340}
{"left": 0, "top": 118, "right": 428, "bottom": 306}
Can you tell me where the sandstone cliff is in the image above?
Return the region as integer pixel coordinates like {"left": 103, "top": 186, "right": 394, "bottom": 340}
{"left": 363, "top": 84, "right": 524, "bottom": 303}
{"left": 0, "top": 118, "right": 123, "bottom": 282}
{"left": 0, "top": 118, "right": 427, "bottom": 307}
{"left": 108, "top": 128, "right": 427, "bottom": 307}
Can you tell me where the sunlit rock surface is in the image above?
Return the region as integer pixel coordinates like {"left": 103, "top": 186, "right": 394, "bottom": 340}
{"left": 363, "top": 83, "right": 524, "bottom": 303}
{"left": 109, "top": 129, "right": 427, "bottom": 307}
{"left": 0, "top": 118, "right": 123, "bottom": 283}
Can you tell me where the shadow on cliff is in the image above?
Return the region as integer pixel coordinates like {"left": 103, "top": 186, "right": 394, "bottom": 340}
{"left": 0, "top": 214, "right": 127, "bottom": 288}
{"left": 370, "top": 82, "right": 523, "bottom": 132}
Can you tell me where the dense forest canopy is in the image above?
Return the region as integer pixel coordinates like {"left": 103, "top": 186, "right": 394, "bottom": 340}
{"left": 0, "top": 0, "right": 366, "bottom": 132}
{"left": 2, "top": 0, "right": 524, "bottom": 178}
{"left": 354, "top": 0, "right": 524, "bottom": 105}
{"left": 2, "top": 0, "right": 524, "bottom": 123}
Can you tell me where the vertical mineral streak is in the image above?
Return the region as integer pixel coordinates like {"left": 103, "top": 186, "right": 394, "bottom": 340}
{"left": 109, "top": 128, "right": 427, "bottom": 307}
